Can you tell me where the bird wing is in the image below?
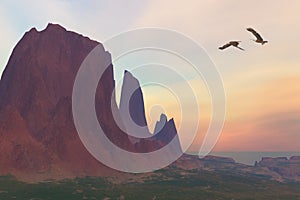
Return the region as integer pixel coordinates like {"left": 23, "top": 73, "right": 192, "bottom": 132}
{"left": 230, "top": 41, "right": 240, "bottom": 46}
{"left": 247, "top": 28, "right": 263, "bottom": 41}
{"left": 219, "top": 43, "right": 232, "bottom": 50}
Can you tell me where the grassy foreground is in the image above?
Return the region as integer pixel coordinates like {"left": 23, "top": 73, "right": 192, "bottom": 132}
{"left": 0, "top": 169, "right": 300, "bottom": 200}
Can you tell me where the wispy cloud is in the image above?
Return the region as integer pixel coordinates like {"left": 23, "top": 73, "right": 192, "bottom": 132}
{"left": 212, "top": 75, "right": 300, "bottom": 151}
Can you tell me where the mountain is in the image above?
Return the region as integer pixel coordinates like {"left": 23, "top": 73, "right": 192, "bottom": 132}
{"left": 118, "top": 70, "right": 182, "bottom": 154}
{"left": 153, "top": 114, "right": 167, "bottom": 134}
{"left": 0, "top": 24, "right": 120, "bottom": 181}
{"left": 118, "top": 71, "right": 181, "bottom": 153}
{"left": 0, "top": 23, "right": 181, "bottom": 181}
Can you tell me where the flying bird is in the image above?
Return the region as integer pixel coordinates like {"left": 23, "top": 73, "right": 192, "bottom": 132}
{"left": 247, "top": 28, "right": 268, "bottom": 45}
{"left": 219, "top": 41, "right": 244, "bottom": 51}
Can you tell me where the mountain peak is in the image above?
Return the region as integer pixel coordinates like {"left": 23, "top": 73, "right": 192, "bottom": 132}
{"left": 28, "top": 27, "right": 38, "bottom": 33}
{"left": 38, "top": 23, "right": 67, "bottom": 34}
{"left": 160, "top": 113, "right": 168, "bottom": 122}
{"left": 120, "top": 70, "right": 147, "bottom": 126}
{"left": 45, "top": 23, "right": 66, "bottom": 31}
{"left": 25, "top": 23, "right": 66, "bottom": 36}
{"left": 119, "top": 70, "right": 150, "bottom": 138}
{"left": 123, "top": 70, "right": 137, "bottom": 81}
{"left": 154, "top": 113, "right": 167, "bottom": 134}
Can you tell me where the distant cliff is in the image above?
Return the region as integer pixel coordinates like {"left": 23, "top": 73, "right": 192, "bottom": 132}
{"left": 255, "top": 156, "right": 300, "bottom": 182}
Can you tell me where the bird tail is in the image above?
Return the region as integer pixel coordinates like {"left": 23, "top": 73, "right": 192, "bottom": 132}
{"left": 236, "top": 46, "right": 245, "bottom": 51}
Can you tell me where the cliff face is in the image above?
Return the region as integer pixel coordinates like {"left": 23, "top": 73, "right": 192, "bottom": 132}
{"left": 0, "top": 24, "right": 182, "bottom": 181}
{"left": 119, "top": 71, "right": 150, "bottom": 139}
{"left": 0, "top": 24, "right": 120, "bottom": 180}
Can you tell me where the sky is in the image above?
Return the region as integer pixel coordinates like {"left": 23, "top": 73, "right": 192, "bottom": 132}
{"left": 0, "top": 0, "right": 299, "bottom": 152}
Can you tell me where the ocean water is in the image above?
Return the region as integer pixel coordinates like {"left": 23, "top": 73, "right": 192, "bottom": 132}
{"left": 188, "top": 152, "right": 300, "bottom": 166}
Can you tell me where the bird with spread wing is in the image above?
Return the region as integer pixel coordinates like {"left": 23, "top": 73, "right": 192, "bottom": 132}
{"left": 219, "top": 41, "right": 244, "bottom": 51}
{"left": 247, "top": 28, "right": 268, "bottom": 45}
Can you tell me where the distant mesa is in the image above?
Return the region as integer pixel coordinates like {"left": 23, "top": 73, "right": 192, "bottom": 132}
{"left": 255, "top": 156, "right": 300, "bottom": 181}
{"left": 290, "top": 156, "right": 300, "bottom": 161}
{"left": 202, "top": 155, "right": 235, "bottom": 163}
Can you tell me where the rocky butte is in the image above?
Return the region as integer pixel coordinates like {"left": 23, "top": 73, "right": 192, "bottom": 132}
{"left": 0, "top": 23, "right": 181, "bottom": 181}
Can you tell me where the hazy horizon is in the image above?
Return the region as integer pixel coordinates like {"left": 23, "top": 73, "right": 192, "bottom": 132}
{"left": 196, "top": 151, "right": 300, "bottom": 165}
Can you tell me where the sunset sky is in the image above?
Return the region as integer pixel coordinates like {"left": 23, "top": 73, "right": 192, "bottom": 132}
{"left": 1, "top": 1, "right": 299, "bottom": 152}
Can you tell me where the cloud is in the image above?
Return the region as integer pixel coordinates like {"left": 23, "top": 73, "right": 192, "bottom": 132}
{"left": 258, "top": 111, "right": 300, "bottom": 138}
{"left": 212, "top": 75, "right": 300, "bottom": 151}
{"left": 0, "top": 0, "right": 149, "bottom": 75}
{"left": 214, "top": 110, "right": 300, "bottom": 151}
